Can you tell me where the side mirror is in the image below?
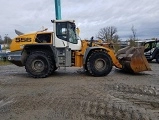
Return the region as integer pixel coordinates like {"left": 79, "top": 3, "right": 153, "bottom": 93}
{"left": 89, "top": 36, "right": 94, "bottom": 47}
{"left": 76, "top": 27, "right": 80, "bottom": 36}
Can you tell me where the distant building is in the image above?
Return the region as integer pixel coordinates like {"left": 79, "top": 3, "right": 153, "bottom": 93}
{"left": 0, "top": 44, "right": 10, "bottom": 53}
{"left": 0, "top": 44, "right": 9, "bottom": 49}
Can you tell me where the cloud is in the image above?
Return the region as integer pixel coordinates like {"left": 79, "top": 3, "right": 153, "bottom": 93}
{"left": 0, "top": 0, "right": 159, "bottom": 40}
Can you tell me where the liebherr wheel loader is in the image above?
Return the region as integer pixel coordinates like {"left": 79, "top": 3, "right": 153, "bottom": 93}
{"left": 7, "top": 20, "right": 151, "bottom": 78}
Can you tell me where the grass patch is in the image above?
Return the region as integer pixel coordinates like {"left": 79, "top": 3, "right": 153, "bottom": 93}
{"left": 0, "top": 60, "right": 12, "bottom": 66}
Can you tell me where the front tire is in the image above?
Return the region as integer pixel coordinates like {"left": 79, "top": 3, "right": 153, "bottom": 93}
{"left": 86, "top": 51, "right": 112, "bottom": 76}
{"left": 25, "top": 51, "right": 54, "bottom": 78}
{"left": 147, "top": 59, "right": 152, "bottom": 62}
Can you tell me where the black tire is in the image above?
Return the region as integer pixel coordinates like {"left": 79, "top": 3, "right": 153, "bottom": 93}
{"left": 25, "top": 51, "right": 54, "bottom": 78}
{"left": 156, "top": 54, "right": 159, "bottom": 63}
{"left": 86, "top": 51, "right": 112, "bottom": 77}
{"left": 51, "top": 66, "right": 58, "bottom": 74}
{"left": 3, "top": 57, "right": 6, "bottom": 62}
{"left": 147, "top": 59, "right": 152, "bottom": 62}
{"left": 84, "top": 64, "right": 88, "bottom": 72}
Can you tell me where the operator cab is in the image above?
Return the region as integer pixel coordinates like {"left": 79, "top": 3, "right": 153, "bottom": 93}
{"left": 51, "top": 20, "right": 81, "bottom": 50}
{"left": 56, "top": 21, "right": 78, "bottom": 44}
{"left": 144, "top": 40, "right": 158, "bottom": 52}
{"left": 144, "top": 39, "right": 159, "bottom": 63}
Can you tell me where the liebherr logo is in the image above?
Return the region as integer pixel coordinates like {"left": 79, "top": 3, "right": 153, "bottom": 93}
{"left": 15, "top": 38, "right": 32, "bottom": 42}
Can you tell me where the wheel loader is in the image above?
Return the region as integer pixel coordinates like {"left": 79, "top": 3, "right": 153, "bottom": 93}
{"left": 7, "top": 20, "right": 151, "bottom": 78}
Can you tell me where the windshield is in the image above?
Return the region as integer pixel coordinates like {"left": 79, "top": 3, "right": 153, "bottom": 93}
{"left": 56, "top": 22, "right": 78, "bottom": 44}
{"left": 68, "top": 22, "right": 78, "bottom": 44}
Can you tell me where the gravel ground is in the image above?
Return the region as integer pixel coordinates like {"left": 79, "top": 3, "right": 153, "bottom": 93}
{"left": 0, "top": 62, "right": 159, "bottom": 120}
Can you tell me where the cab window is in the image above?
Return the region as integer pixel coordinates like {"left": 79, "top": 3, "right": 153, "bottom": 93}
{"left": 144, "top": 42, "right": 151, "bottom": 52}
{"left": 152, "top": 42, "right": 156, "bottom": 48}
{"left": 145, "top": 43, "right": 150, "bottom": 49}
{"left": 35, "top": 33, "right": 51, "bottom": 43}
{"left": 68, "top": 23, "right": 78, "bottom": 44}
{"left": 156, "top": 42, "right": 159, "bottom": 47}
{"left": 56, "top": 22, "right": 67, "bottom": 41}
{"left": 56, "top": 22, "right": 78, "bottom": 44}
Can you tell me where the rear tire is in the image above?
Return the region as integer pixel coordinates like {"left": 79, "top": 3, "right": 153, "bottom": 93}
{"left": 25, "top": 51, "right": 54, "bottom": 78}
{"left": 86, "top": 51, "right": 112, "bottom": 76}
{"left": 156, "top": 54, "right": 159, "bottom": 63}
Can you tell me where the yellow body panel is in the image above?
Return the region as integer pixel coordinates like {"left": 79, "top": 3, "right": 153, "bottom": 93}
{"left": 74, "top": 40, "right": 122, "bottom": 68}
{"left": 10, "top": 33, "right": 36, "bottom": 52}
{"left": 10, "top": 32, "right": 53, "bottom": 52}
{"left": 74, "top": 40, "right": 88, "bottom": 67}
{"left": 74, "top": 40, "right": 150, "bottom": 73}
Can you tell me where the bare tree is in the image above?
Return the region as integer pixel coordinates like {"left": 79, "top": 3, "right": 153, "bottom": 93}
{"left": 97, "top": 26, "right": 121, "bottom": 52}
{"left": 0, "top": 35, "right": 3, "bottom": 44}
{"left": 4, "top": 36, "right": 12, "bottom": 48}
{"left": 130, "top": 25, "right": 137, "bottom": 41}
{"left": 129, "top": 25, "right": 137, "bottom": 46}
{"left": 97, "top": 26, "right": 119, "bottom": 43}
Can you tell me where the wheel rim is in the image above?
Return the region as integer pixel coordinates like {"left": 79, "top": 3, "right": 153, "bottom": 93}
{"left": 31, "top": 59, "right": 45, "bottom": 72}
{"left": 95, "top": 58, "right": 106, "bottom": 71}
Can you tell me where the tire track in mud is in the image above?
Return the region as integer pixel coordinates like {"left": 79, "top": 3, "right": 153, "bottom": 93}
{"left": 105, "top": 83, "right": 159, "bottom": 109}
{"left": 78, "top": 85, "right": 159, "bottom": 120}
{"left": 105, "top": 83, "right": 159, "bottom": 96}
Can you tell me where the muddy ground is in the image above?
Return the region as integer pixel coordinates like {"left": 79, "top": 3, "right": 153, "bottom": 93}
{"left": 0, "top": 62, "right": 159, "bottom": 120}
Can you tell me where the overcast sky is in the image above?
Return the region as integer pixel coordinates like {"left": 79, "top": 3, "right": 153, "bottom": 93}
{"left": 0, "top": 0, "right": 159, "bottom": 40}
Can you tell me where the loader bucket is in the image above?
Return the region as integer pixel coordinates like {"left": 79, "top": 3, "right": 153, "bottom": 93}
{"left": 116, "top": 46, "right": 151, "bottom": 73}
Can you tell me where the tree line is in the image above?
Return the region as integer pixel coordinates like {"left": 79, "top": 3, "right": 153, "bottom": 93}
{"left": 0, "top": 35, "right": 12, "bottom": 44}
{"left": 96, "top": 25, "right": 140, "bottom": 51}
{"left": 97, "top": 25, "right": 138, "bottom": 43}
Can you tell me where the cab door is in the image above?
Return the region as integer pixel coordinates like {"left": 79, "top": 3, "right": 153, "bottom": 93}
{"left": 54, "top": 22, "right": 72, "bottom": 67}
